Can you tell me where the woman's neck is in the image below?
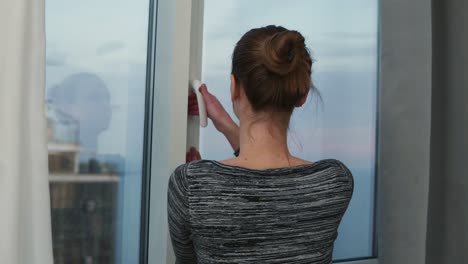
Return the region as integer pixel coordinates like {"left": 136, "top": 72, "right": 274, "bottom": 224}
{"left": 237, "top": 119, "right": 292, "bottom": 166}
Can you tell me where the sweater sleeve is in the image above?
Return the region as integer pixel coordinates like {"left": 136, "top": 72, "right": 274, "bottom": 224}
{"left": 167, "top": 164, "right": 197, "bottom": 264}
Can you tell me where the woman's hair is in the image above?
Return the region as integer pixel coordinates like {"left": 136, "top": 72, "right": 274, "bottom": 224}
{"left": 231, "top": 25, "right": 315, "bottom": 113}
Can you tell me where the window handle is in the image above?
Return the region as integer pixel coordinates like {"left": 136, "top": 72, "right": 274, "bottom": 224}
{"left": 190, "top": 79, "right": 208, "bottom": 127}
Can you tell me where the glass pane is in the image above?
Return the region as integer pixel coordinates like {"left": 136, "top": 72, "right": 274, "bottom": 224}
{"left": 45, "top": 1, "right": 149, "bottom": 263}
{"left": 200, "top": 0, "right": 377, "bottom": 260}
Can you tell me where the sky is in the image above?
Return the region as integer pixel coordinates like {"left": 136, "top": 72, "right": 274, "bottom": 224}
{"left": 45, "top": 1, "right": 149, "bottom": 263}
{"left": 199, "top": 0, "right": 378, "bottom": 259}
{"left": 45, "top": 0, "right": 149, "bottom": 157}
{"left": 200, "top": 0, "right": 378, "bottom": 171}
{"left": 45, "top": 0, "right": 378, "bottom": 261}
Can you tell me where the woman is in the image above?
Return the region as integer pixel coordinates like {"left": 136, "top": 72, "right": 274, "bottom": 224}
{"left": 168, "top": 25, "right": 353, "bottom": 264}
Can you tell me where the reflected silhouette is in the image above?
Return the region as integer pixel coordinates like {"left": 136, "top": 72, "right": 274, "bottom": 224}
{"left": 48, "top": 73, "right": 116, "bottom": 174}
{"left": 49, "top": 73, "right": 111, "bottom": 150}
{"left": 47, "top": 73, "right": 118, "bottom": 264}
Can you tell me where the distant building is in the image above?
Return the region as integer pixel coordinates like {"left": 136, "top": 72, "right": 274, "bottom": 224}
{"left": 47, "top": 101, "right": 119, "bottom": 264}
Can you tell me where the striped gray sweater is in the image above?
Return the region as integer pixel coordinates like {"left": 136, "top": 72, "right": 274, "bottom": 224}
{"left": 167, "top": 159, "right": 353, "bottom": 264}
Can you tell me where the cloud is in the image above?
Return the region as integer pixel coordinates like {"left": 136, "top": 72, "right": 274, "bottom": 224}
{"left": 46, "top": 57, "right": 65, "bottom": 66}
{"left": 288, "top": 125, "right": 376, "bottom": 168}
{"left": 96, "top": 41, "right": 125, "bottom": 56}
{"left": 321, "top": 31, "right": 375, "bottom": 41}
{"left": 199, "top": 0, "right": 378, "bottom": 169}
{"left": 203, "top": 0, "right": 378, "bottom": 74}
{"left": 46, "top": 49, "right": 67, "bottom": 67}
{"left": 317, "top": 44, "right": 376, "bottom": 58}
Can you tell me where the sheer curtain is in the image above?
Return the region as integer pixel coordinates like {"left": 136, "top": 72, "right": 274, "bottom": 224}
{"left": 0, "top": 0, "right": 53, "bottom": 263}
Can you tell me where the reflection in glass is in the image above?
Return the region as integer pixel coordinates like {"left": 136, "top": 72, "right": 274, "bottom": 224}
{"left": 200, "top": 0, "right": 377, "bottom": 260}
{"left": 46, "top": 0, "right": 149, "bottom": 263}
{"left": 47, "top": 73, "right": 120, "bottom": 264}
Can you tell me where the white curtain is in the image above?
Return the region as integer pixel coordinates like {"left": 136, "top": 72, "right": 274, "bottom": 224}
{"left": 0, "top": 0, "right": 54, "bottom": 263}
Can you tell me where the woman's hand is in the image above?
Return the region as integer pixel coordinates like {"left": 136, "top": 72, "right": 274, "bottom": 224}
{"left": 188, "top": 92, "right": 200, "bottom": 115}
{"left": 188, "top": 84, "right": 240, "bottom": 150}
{"left": 200, "top": 84, "right": 234, "bottom": 133}
{"left": 186, "top": 147, "right": 201, "bottom": 162}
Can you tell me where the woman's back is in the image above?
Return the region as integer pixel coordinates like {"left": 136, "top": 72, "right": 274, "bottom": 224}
{"left": 168, "top": 159, "right": 353, "bottom": 264}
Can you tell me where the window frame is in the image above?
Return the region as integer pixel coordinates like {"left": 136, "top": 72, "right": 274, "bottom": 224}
{"left": 145, "top": 0, "right": 193, "bottom": 263}
{"left": 139, "top": 0, "right": 159, "bottom": 262}
{"left": 45, "top": 0, "right": 153, "bottom": 263}
{"left": 144, "top": 0, "right": 436, "bottom": 262}
{"left": 145, "top": 0, "right": 383, "bottom": 263}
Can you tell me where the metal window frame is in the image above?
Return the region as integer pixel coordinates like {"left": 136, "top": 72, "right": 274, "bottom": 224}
{"left": 139, "top": 0, "right": 159, "bottom": 263}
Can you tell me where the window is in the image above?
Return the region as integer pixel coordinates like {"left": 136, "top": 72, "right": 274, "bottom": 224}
{"left": 45, "top": 0, "right": 150, "bottom": 263}
{"left": 199, "top": 0, "right": 378, "bottom": 261}
{"left": 45, "top": 0, "right": 378, "bottom": 262}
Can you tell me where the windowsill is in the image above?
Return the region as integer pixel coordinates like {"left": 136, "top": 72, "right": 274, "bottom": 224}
{"left": 49, "top": 174, "right": 119, "bottom": 183}
{"left": 334, "top": 258, "right": 378, "bottom": 264}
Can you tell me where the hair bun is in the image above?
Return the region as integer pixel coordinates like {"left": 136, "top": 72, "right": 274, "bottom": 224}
{"left": 231, "top": 26, "right": 314, "bottom": 112}
{"left": 263, "top": 30, "right": 305, "bottom": 76}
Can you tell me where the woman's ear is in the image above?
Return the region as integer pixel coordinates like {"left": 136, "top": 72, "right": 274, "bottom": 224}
{"left": 230, "top": 74, "right": 239, "bottom": 102}
{"left": 295, "top": 89, "right": 310, "bottom": 107}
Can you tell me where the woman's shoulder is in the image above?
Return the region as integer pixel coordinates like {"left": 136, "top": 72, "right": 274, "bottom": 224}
{"left": 169, "top": 160, "right": 218, "bottom": 190}
{"left": 315, "top": 158, "right": 353, "bottom": 175}
{"left": 177, "top": 160, "right": 215, "bottom": 171}
{"left": 319, "top": 159, "right": 354, "bottom": 190}
{"left": 171, "top": 158, "right": 353, "bottom": 179}
{"left": 320, "top": 158, "right": 352, "bottom": 173}
{"left": 275, "top": 157, "right": 353, "bottom": 178}
{"left": 171, "top": 160, "right": 215, "bottom": 178}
